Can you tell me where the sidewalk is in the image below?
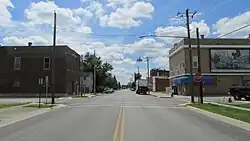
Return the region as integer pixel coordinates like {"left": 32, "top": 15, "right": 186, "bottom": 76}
{"left": 0, "top": 103, "right": 65, "bottom": 128}
{"left": 150, "top": 92, "right": 172, "bottom": 98}
{"left": 173, "top": 95, "right": 250, "bottom": 104}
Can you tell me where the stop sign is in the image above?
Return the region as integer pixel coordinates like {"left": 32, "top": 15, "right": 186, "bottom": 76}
{"left": 194, "top": 73, "right": 202, "bottom": 83}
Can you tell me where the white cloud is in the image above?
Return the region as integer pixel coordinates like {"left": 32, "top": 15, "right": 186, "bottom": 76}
{"left": 0, "top": 0, "right": 14, "bottom": 27}
{"left": 153, "top": 56, "right": 169, "bottom": 68}
{"left": 73, "top": 8, "right": 93, "bottom": 19}
{"left": 155, "top": 20, "right": 210, "bottom": 44}
{"left": 2, "top": 36, "right": 49, "bottom": 45}
{"left": 86, "top": 1, "right": 105, "bottom": 17}
{"left": 129, "top": 38, "right": 168, "bottom": 57}
{"left": 100, "top": 1, "right": 154, "bottom": 29}
{"left": 213, "top": 11, "right": 250, "bottom": 38}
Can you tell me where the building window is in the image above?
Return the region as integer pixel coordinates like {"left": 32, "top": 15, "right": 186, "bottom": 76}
{"left": 14, "top": 57, "right": 21, "bottom": 70}
{"left": 13, "top": 79, "right": 20, "bottom": 87}
{"left": 44, "top": 57, "right": 50, "bottom": 70}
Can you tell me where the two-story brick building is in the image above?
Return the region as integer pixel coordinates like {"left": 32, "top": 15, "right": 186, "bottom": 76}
{"left": 149, "top": 69, "right": 170, "bottom": 92}
{"left": 0, "top": 44, "right": 80, "bottom": 97}
{"left": 169, "top": 38, "right": 250, "bottom": 96}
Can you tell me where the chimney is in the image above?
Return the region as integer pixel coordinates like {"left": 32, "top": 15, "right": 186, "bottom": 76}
{"left": 28, "top": 42, "right": 32, "bottom": 47}
{"left": 200, "top": 35, "right": 205, "bottom": 39}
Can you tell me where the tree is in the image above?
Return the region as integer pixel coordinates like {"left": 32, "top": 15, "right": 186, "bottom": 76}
{"left": 134, "top": 72, "right": 142, "bottom": 82}
{"left": 118, "top": 82, "right": 121, "bottom": 89}
{"left": 80, "top": 52, "right": 115, "bottom": 92}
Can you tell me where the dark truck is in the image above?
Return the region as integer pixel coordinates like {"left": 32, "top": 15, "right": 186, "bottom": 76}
{"left": 228, "top": 82, "right": 250, "bottom": 101}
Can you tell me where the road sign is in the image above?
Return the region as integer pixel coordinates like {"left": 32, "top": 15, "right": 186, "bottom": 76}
{"left": 194, "top": 73, "right": 202, "bottom": 83}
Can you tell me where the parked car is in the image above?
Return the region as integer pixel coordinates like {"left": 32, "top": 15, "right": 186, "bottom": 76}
{"left": 104, "top": 88, "right": 114, "bottom": 94}
{"left": 131, "top": 87, "right": 136, "bottom": 91}
{"left": 228, "top": 82, "right": 250, "bottom": 101}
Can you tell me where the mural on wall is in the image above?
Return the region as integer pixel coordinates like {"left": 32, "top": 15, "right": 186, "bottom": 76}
{"left": 210, "top": 49, "right": 250, "bottom": 72}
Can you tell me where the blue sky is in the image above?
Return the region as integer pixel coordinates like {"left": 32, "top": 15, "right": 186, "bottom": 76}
{"left": 1, "top": 0, "right": 250, "bottom": 84}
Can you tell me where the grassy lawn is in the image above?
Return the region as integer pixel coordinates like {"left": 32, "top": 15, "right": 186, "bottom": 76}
{"left": 188, "top": 103, "right": 250, "bottom": 123}
{"left": 230, "top": 103, "right": 250, "bottom": 109}
{"left": 0, "top": 103, "right": 23, "bottom": 109}
{"left": 24, "top": 103, "right": 56, "bottom": 108}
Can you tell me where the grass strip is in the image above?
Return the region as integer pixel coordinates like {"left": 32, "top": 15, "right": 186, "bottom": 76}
{"left": 188, "top": 103, "right": 250, "bottom": 123}
{"left": 230, "top": 103, "right": 250, "bottom": 109}
{"left": 0, "top": 103, "right": 23, "bottom": 109}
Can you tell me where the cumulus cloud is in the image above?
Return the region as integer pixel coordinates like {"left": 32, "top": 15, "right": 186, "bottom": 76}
{"left": 2, "top": 36, "right": 49, "bottom": 45}
{"left": 100, "top": 1, "right": 154, "bottom": 29}
{"left": 213, "top": 11, "right": 250, "bottom": 38}
{"left": 0, "top": 0, "right": 14, "bottom": 27}
{"left": 155, "top": 20, "right": 210, "bottom": 44}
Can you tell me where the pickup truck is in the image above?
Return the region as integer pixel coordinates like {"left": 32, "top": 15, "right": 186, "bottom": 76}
{"left": 228, "top": 82, "right": 250, "bottom": 101}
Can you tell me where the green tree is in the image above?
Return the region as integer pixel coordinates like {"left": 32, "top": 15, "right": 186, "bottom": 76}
{"left": 118, "top": 82, "right": 121, "bottom": 89}
{"left": 80, "top": 52, "right": 115, "bottom": 92}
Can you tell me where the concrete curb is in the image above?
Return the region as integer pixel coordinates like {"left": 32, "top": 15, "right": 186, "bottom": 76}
{"left": 186, "top": 105, "right": 250, "bottom": 131}
{"left": 150, "top": 94, "right": 172, "bottom": 98}
{"left": 0, "top": 104, "right": 66, "bottom": 128}
{"left": 209, "top": 102, "right": 250, "bottom": 112}
{"left": 71, "top": 95, "right": 96, "bottom": 99}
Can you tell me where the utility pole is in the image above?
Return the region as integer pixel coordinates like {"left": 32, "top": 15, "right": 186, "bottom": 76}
{"left": 177, "top": 8, "right": 196, "bottom": 103}
{"left": 93, "top": 50, "right": 96, "bottom": 95}
{"left": 196, "top": 28, "right": 203, "bottom": 104}
{"left": 137, "top": 66, "right": 140, "bottom": 78}
{"left": 146, "top": 57, "right": 150, "bottom": 94}
{"left": 137, "top": 56, "right": 151, "bottom": 93}
{"left": 51, "top": 11, "right": 56, "bottom": 104}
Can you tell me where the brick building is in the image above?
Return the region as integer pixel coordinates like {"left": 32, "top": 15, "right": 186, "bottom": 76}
{"left": 169, "top": 38, "right": 250, "bottom": 96}
{"left": 0, "top": 44, "right": 80, "bottom": 97}
{"left": 149, "top": 69, "right": 170, "bottom": 92}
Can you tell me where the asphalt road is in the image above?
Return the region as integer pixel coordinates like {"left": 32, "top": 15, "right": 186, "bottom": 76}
{"left": 0, "top": 90, "right": 250, "bottom": 141}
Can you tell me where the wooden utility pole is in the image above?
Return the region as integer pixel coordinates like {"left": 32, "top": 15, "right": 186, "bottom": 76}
{"left": 196, "top": 28, "right": 203, "bottom": 104}
{"left": 177, "top": 8, "right": 196, "bottom": 103}
{"left": 51, "top": 11, "right": 56, "bottom": 104}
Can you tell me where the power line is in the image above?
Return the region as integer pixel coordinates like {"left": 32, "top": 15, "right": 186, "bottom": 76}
{"left": 217, "top": 23, "right": 250, "bottom": 38}
{"left": 199, "top": 0, "right": 235, "bottom": 18}
{"left": 201, "top": 23, "right": 250, "bottom": 45}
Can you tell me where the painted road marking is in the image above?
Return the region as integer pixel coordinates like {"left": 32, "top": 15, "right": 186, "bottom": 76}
{"left": 113, "top": 107, "right": 123, "bottom": 141}
{"left": 120, "top": 108, "right": 125, "bottom": 141}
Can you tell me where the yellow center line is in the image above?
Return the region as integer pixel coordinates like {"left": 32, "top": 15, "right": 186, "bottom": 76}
{"left": 113, "top": 107, "right": 123, "bottom": 141}
{"left": 120, "top": 108, "right": 125, "bottom": 141}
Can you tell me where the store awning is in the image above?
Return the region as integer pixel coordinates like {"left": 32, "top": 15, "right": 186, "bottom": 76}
{"left": 172, "top": 75, "right": 213, "bottom": 85}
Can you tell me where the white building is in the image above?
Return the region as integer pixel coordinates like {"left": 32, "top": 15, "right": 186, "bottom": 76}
{"left": 80, "top": 72, "right": 93, "bottom": 93}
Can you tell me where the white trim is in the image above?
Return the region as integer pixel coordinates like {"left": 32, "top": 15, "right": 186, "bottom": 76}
{"left": 211, "top": 69, "right": 250, "bottom": 72}
{"left": 169, "top": 44, "right": 250, "bottom": 58}
{"left": 169, "top": 73, "right": 250, "bottom": 79}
